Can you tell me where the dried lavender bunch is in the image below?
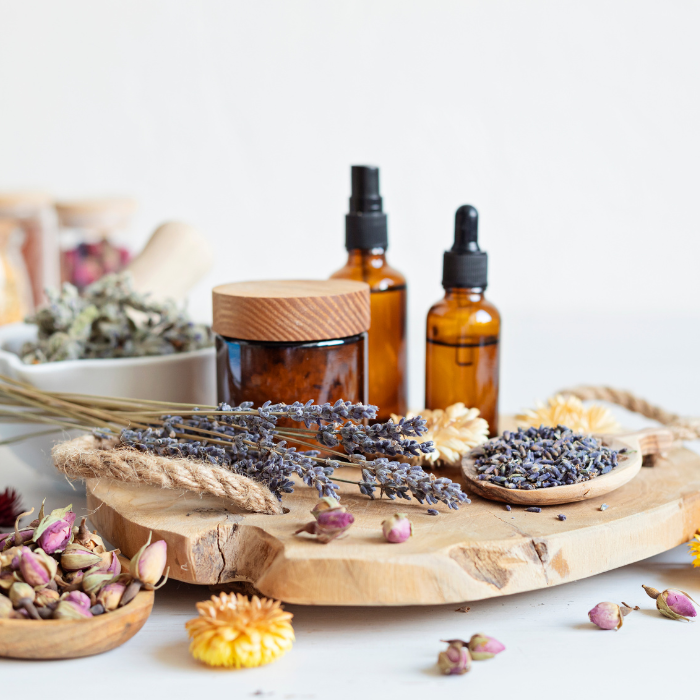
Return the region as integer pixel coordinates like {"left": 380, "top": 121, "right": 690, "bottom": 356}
{"left": 472, "top": 425, "right": 621, "bottom": 490}
{"left": 118, "top": 400, "right": 470, "bottom": 510}
{"left": 21, "top": 273, "right": 212, "bottom": 363}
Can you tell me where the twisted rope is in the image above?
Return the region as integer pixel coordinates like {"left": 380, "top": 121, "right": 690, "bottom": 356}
{"left": 559, "top": 385, "right": 700, "bottom": 442}
{"left": 52, "top": 435, "right": 283, "bottom": 515}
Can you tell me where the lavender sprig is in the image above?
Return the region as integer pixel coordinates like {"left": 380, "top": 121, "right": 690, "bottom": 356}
{"left": 117, "top": 400, "right": 469, "bottom": 510}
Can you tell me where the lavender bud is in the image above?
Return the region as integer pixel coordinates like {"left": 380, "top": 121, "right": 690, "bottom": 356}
{"left": 588, "top": 602, "right": 625, "bottom": 630}
{"left": 381, "top": 513, "right": 413, "bottom": 544}
{"left": 468, "top": 633, "right": 506, "bottom": 659}
{"left": 437, "top": 640, "right": 472, "bottom": 675}
{"left": 643, "top": 585, "right": 698, "bottom": 621}
{"left": 18, "top": 547, "right": 57, "bottom": 588}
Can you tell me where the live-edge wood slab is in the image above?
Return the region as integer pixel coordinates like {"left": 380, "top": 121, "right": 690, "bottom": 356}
{"left": 86, "top": 445, "right": 700, "bottom": 606}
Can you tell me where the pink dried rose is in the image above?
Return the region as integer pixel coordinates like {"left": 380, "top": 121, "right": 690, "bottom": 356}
{"left": 468, "top": 633, "right": 505, "bottom": 659}
{"left": 34, "top": 505, "right": 76, "bottom": 554}
{"left": 97, "top": 581, "right": 126, "bottom": 611}
{"left": 18, "top": 547, "right": 58, "bottom": 588}
{"left": 588, "top": 601, "right": 638, "bottom": 630}
{"left": 60, "top": 543, "right": 103, "bottom": 571}
{"left": 129, "top": 535, "right": 168, "bottom": 588}
{"left": 295, "top": 503, "right": 355, "bottom": 544}
{"left": 643, "top": 585, "right": 698, "bottom": 621}
{"left": 438, "top": 639, "right": 472, "bottom": 675}
{"left": 381, "top": 513, "right": 413, "bottom": 544}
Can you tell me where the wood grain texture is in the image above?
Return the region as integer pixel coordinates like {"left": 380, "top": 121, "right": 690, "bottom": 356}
{"left": 0, "top": 591, "right": 153, "bottom": 659}
{"left": 86, "top": 439, "right": 700, "bottom": 606}
{"left": 212, "top": 279, "right": 370, "bottom": 341}
{"left": 462, "top": 428, "right": 676, "bottom": 505}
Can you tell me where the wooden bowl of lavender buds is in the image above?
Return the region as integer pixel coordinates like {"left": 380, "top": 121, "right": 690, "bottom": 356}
{"left": 461, "top": 425, "right": 673, "bottom": 506}
{"left": 0, "top": 502, "right": 167, "bottom": 659}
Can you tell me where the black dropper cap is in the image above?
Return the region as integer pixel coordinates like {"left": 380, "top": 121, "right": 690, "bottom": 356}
{"left": 441, "top": 205, "right": 488, "bottom": 289}
{"left": 345, "top": 165, "right": 388, "bottom": 250}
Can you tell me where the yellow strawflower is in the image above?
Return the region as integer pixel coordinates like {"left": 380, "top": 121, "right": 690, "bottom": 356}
{"left": 689, "top": 531, "right": 700, "bottom": 568}
{"left": 186, "top": 592, "right": 294, "bottom": 668}
{"left": 392, "top": 403, "right": 489, "bottom": 467}
{"left": 516, "top": 394, "right": 620, "bottom": 434}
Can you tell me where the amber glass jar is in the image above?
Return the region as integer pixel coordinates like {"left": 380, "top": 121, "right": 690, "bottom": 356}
{"left": 213, "top": 280, "right": 370, "bottom": 407}
{"left": 330, "top": 166, "right": 407, "bottom": 421}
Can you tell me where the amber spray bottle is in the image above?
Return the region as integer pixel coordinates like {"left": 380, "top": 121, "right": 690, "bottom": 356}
{"left": 425, "top": 205, "right": 500, "bottom": 435}
{"left": 330, "top": 166, "right": 407, "bottom": 421}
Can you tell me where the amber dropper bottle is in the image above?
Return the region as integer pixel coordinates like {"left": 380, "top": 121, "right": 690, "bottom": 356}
{"left": 425, "top": 205, "right": 500, "bottom": 435}
{"left": 330, "top": 166, "right": 407, "bottom": 421}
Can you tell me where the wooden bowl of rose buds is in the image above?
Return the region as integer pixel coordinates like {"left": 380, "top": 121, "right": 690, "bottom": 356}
{"left": 0, "top": 502, "right": 168, "bottom": 659}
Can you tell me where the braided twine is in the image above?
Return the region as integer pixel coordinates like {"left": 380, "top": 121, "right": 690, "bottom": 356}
{"left": 51, "top": 435, "right": 283, "bottom": 515}
{"left": 559, "top": 386, "right": 700, "bottom": 442}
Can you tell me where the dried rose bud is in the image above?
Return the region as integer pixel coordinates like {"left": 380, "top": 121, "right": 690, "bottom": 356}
{"left": 61, "top": 543, "right": 103, "bottom": 571}
{"left": 82, "top": 571, "right": 117, "bottom": 599}
{"left": 295, "top": 509, "right": 355, "bottom": 544}
{"left": 35, "top": 519, "right": 72, "bottom": 554}
{"left": 381, "top": 513, "right": 413, "bottom": 544}
{"left": 438, "top": 639, "right": 472, "bottom": 675}
{"left": 63, "top": 590, "right": 91, "bottom": 609}
{"left": 73, "top": 518, "right": 105, "bottom": 552}
{"left": 95, "top": 550, "right": 121, "bottom": 576}
{"left": 468, "top": 634, "right": 506, "bottom": 659}
{"left": 588, "top": 601, "right": 636, "bottom": 630}
{"left": 643, "top": 585, "right": 698, "bottom": 621}
{"left": 0, "top": 572, "right": 14, "bottom": 591}
{"left": 9, "top": 581, "right": 35, "bottom": 606}
{"left": 97, "top": 581, "right": 126, "bottom": 611}
{"left": 0, "top": 595, "right": 12, "bottom": 618}
{"left": 35, "top": 588, "right": 60, "bottom": 608}
{"left": 129, "top": 534, "right": 168, "bottom": 588}
{"left": 18, "top": 547, "right": 58, "bottom": 588}
{"left": 53, "top": 599, "right": 93, "bottom": 620}
{"left": 2, "top": 528, "right": 33, "bottom": 551}
{"left": 311, "top": 497, "right": 343, "bottom": 519}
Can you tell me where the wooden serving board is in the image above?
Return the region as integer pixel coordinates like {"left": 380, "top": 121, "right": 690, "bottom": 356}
{"left": 85, "top": 441, "right": 700, "bottom": 606}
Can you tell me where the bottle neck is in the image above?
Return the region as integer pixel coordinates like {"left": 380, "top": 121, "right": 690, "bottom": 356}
{"left": 443, "top": 286, "right": 485, "bottom": 302}
{"left": 346, "top": 247, "right": 387, "bottom": 266}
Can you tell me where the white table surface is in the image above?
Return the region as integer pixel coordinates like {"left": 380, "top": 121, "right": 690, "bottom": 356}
{"left": 2, "top": 408, "right": 699, "bottom": 700}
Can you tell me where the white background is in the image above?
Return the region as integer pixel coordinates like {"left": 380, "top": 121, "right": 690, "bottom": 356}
{"left": 2, "top": 0, "right": 699, "bottom": 412}
{"left": 1, "top": 5, "right": 700, "bottom": 697}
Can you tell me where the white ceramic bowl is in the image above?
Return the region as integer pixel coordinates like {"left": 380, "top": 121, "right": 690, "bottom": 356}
{"left": 0, "top": 323, "right": 216, "bottom": 477}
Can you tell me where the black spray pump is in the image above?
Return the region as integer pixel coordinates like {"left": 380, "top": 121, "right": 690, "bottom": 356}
{"left": 345, "top": 165, "right": 388, "bottom": 250}
{"left": 441, "top": 205, "right": 488, "bottom": 289}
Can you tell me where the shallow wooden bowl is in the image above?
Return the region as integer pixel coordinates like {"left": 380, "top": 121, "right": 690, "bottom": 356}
{"left": 461, "top": 427, "right": 674, "bottom": 506}
{"left": 0, "top": 590, "right": 154, "bottom": 659}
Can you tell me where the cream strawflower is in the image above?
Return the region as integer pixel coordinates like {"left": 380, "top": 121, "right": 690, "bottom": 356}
{"left": 392, "top": 403, "right": 489, "bottom": 467}
{"left": 516, "top": 394, "right": 620, "bottom": 434}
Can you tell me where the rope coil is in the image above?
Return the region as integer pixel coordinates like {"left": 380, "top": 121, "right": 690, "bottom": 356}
{"left": 51, "top": 435, "right": 283, "bottom": 515}
{"left": 559, "top": 386, "right": 700, "bottom": 442}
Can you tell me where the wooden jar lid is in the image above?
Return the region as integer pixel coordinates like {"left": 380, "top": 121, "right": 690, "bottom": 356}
{"left": 212, "top": 279, "right": 371, "bottom": 342}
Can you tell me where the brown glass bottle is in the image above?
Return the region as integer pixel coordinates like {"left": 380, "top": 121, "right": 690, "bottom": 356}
{"left": 330, "top": 166, "right": 407, "bottom": 421}
{"left": 331, "top": 248, "right": 406, "bottom": 420}
{"left": 425, "top": 206, "right": 500, "bottom": 435}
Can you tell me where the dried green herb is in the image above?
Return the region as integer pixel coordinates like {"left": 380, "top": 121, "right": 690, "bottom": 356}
{"left": 21, "top": 274, "right": 212, "bottom": 363}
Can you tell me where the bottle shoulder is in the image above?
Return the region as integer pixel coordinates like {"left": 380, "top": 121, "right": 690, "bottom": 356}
{"left": 330, "top": 259, "right": 406, "bottom": 290}
{"left": 426, "top": 293, "right": 500, "bottom": 339}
